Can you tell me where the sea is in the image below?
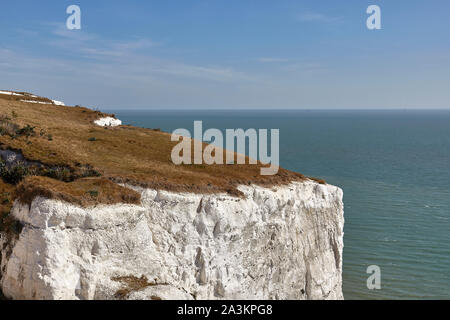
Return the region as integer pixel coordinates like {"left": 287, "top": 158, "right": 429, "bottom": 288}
{"left": 107, "top": 109, "right": 450, "bottom": 300}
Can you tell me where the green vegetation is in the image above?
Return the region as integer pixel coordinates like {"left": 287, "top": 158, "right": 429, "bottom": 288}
{"left": 0, "top": 114, "right": 36, "bottom": 139}
{"left": 0, "top": 161, "right": 30, "bottom": 185}
{"left": 87, "top": 190, "right": 99, "bottom": 198}
{"left": 16, "top": 125, "right": 36, "bottom": 138}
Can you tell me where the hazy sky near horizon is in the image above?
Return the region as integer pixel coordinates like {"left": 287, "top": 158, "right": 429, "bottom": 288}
{"left": 1, "top": 0, "right": 449, "bottom": 109}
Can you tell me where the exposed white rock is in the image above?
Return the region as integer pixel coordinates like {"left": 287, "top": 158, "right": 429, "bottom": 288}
{"left": 19, "top": 99, "right": 65, "bottom": 106}
{"left": 0, "top": 181, "right": 344, "bottom": 300}
{"left": 0, "top": 90, "right": 22, "bottom": 96}
{"left": 52, "top": 100, "right": 65, "bottom": 106}
{"left": 20, "top": 100, "right": 51, "bottom": 105}
{"left": 94, "top": 117, "right": 122, "bottom": 127}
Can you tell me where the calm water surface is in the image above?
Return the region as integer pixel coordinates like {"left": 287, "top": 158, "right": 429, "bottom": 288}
{"left": 107, "top": 109, "right": 450, "bottom": 300}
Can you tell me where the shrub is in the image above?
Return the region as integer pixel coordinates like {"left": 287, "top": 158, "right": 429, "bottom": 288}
{"left": 88, "top": 137, "right": 97, "bottom": 142}
{"left": 47, "top": 134, "right": 53, "bottom": 141}
{"left": 0, "top": 161, "right": 30, "bottom": 184}
{"left": 87, "top": 190, "right": 99, "bottom": 197}
{"left": 81, "top": 168, "right": 102, "bottom": 178}
{"left": 44, "top": 167, "right": 73, "bottom": 182}
{"left": 16, "top": 125, "right": 36, "bottom": 137}
{"left": 0, "top": 121, "right": 19, "bottom": 137}
{"left": 0, "top": 119, "right": 36, "bottom": 139}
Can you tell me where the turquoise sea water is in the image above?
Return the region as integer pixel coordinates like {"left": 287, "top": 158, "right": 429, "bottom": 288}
{"left": 108, "top": 109, "right": 450, "bottom": 300}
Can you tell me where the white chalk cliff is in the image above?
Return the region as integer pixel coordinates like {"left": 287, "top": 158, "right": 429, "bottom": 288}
{"left": 0, "top": 180, "right": 344, "bottom": 300}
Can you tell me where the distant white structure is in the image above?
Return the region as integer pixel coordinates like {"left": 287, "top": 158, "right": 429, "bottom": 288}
{"left": 94, "top": 117, "right": 122, "bottom": 127}
{"left": 52, "top": 100, "right": 65, "bottom": 106}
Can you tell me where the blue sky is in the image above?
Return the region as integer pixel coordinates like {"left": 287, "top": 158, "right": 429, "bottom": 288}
{"left": 1, "top": 0, "right": 449, "bottom": 109}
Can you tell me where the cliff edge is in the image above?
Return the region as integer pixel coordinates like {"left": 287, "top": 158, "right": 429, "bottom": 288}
{"left": 0, "top": 91, "right": 344, "bottom": 300}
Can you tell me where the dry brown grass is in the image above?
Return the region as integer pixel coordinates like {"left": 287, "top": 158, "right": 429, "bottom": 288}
{"left": 309, "top": 177, "right": 327, "bottom": 185}
{"left": 0, "top": 93, "right": 323, "bottom": 212}
{"left": 0, "top": 91, "right": 55, "bottom": 104}
{"left": 111, "top": 275, "right": 165, "bottom": 299}
{"left": 16, "top": 176, "right": 141, "bottom": 207}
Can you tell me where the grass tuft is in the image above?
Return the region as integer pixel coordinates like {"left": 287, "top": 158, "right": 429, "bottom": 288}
{"left": 111, "top": 275, "right": 167, "bottom": 300}
{"left": 0, "top": 161, "right": 30, "bottom": 184}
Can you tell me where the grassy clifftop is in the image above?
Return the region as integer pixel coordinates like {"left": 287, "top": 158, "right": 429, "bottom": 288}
{"left": 0, "top": 91, "right": 314, "bottom": 227}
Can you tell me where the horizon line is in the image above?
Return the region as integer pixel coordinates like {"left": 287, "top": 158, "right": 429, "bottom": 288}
{"left": 101, "top": 107, "right": 450, "bottom": 111}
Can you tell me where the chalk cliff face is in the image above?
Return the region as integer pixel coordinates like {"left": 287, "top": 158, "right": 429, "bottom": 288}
{"left": 0, "top": 180, "right": 344, "bottom": 300}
